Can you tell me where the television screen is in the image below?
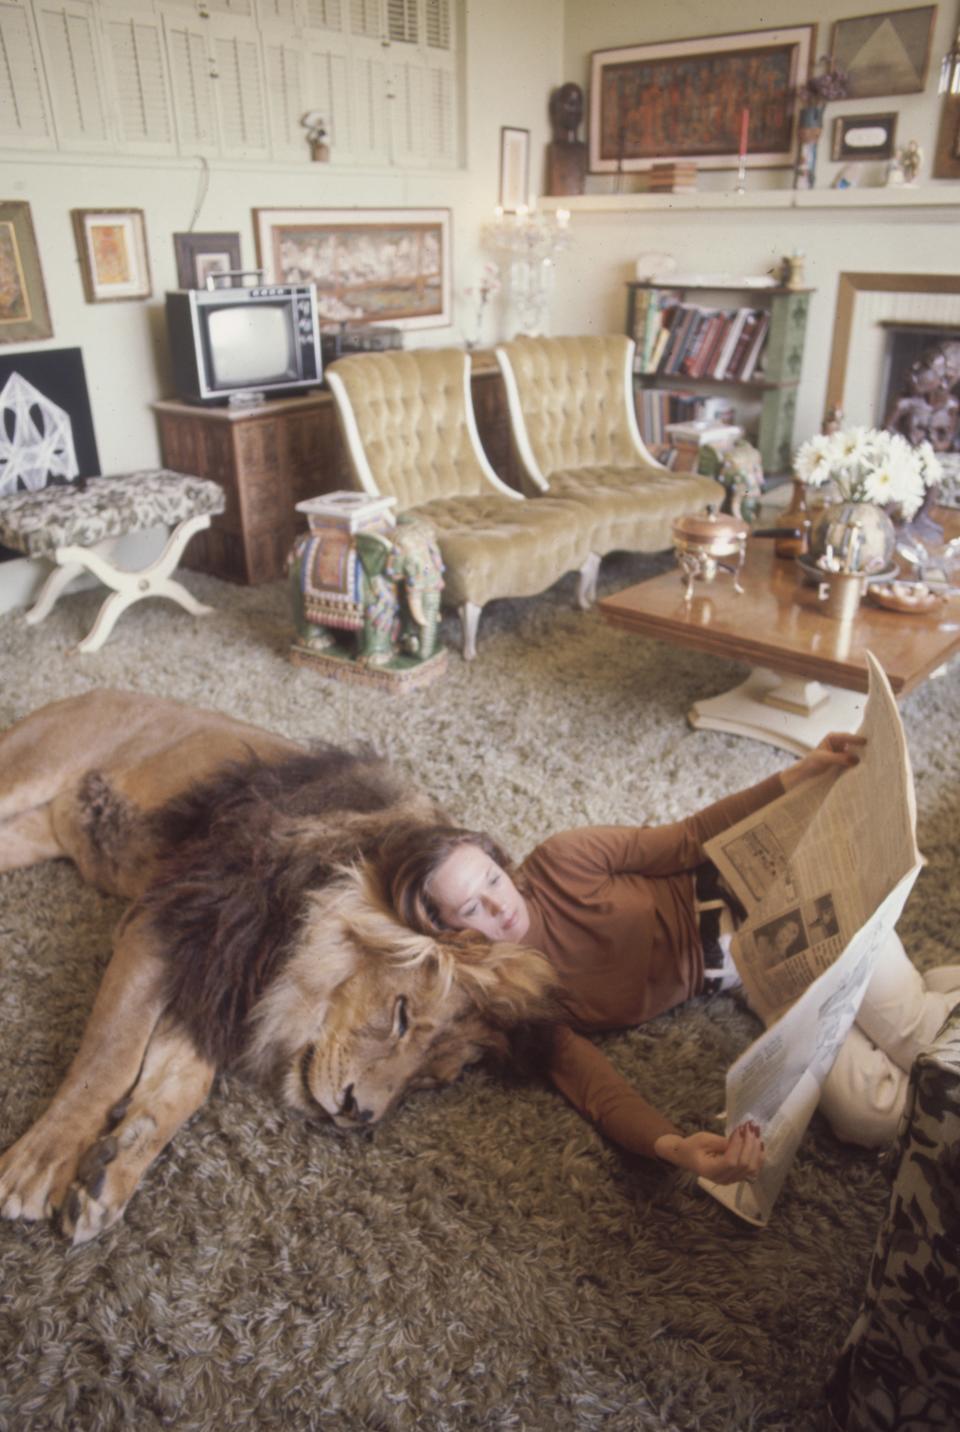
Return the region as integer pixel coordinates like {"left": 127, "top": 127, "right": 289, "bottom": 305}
{"left": 207, "top": 305, "right": 296, "bottom": 388}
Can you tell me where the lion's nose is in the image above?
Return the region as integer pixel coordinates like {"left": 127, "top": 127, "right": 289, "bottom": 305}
{"left": 338, "top": 1084, "right": 373, "bottom": 1124}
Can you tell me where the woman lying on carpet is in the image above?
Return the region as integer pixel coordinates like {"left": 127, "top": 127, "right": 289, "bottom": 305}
{"left": 377, "top": 734, "right": 958, "bottom": 1185}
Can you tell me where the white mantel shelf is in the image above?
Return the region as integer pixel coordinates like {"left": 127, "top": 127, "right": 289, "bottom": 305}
{"left": 539, "top": 188, "right": 960, "bottom": 213}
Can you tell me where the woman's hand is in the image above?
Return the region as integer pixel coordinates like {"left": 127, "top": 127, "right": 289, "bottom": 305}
{"left": 653, "top": 1122, "right": 765, "bottom": 1184}
{"left": 780, "top": 731, "right": 866, "bottom": 792}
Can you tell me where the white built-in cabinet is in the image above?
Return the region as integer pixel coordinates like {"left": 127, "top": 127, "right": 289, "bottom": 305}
{"left": 0, "top": 0, "right": 458, "bottom": 165}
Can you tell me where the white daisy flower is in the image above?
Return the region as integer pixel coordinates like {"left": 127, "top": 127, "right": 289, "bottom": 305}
{"left": 794, "top": 433, "right": 833, "bottom": 486}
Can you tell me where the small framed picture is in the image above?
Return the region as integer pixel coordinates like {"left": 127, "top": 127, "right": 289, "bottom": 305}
{"left": 0, "top": 200, "right": 53, "bottom": 344}
{"left": 173, "top": 231, "right": 242, "bottom": 289}
{"left": 831, "top": 112, "right": 898, "bottom": 162}
{"left": 499, "top": 126, "right": 531, "bottom": 211}
{"left": 71, "top": 208, "right": 151, "bottom": 303}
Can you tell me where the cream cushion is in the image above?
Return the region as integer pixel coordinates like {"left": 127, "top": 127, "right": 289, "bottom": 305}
{"left": 326, "top": 349, "right": 592, "bottom": 611}
{"left": 497, "top": 334, "right": 724, "bottom": 555}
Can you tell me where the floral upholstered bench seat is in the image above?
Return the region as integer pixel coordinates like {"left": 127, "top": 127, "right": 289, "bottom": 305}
{"left": 0, "top": 469, "right": 225, "bottom": 652}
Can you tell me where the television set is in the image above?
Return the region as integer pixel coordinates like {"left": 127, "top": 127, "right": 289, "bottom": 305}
{"left": 164, "top": 277, "right": 322, "bottom": 403}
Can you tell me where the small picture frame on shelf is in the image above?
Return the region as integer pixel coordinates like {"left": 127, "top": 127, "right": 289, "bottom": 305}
{"left": 499, "top": 127, "right": 530, "bottom": 212}
{"left": 0, "top": 200, "right": 53, "bottom": 344}
{"left": 173, "top": 232, "right": 242, "bottom": 290}
{"left": 831, "top": 112, "right": 898, "bottom": 162}
{"left": 71, "top": 208, "right": 151, "bottom": 303}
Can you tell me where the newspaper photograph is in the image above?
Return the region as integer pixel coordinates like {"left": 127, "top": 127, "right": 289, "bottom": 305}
{"left": 698, "top": 652, "right": 923, "bottom": 1226}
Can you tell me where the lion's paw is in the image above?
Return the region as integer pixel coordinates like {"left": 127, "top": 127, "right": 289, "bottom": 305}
{"left": 61, "top": 1112, "right": 158, "bottom": 1245}
{"left": 0, "top": 1121, "right": 87, "bottom": 1224}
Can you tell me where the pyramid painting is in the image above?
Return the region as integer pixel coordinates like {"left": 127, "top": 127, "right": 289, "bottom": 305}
{"left": 831, "top": 6, "right": 935, "bottom": 98}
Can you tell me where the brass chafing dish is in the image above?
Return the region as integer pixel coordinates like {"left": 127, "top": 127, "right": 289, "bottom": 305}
{"left": 672, "top": 505, "right": 749, "bottom": 603}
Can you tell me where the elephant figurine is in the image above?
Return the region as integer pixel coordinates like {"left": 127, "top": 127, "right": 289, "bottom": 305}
{"left": 386, "top": 514, "right": 445, "bottom": 661}
{"left": 288, "top": 503, "right": 444, "bottom": 669}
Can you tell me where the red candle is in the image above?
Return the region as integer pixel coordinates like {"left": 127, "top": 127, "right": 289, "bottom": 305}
{"left": 739, "top": 106, "right": 750, "bottom": 160}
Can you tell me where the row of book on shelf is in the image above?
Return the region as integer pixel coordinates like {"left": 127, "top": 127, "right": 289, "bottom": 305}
{"left": 636, "top": 390, "right": 737, "bottom": 449}
{"left": 632, "top": 290, "right": 771, "bottom": 384}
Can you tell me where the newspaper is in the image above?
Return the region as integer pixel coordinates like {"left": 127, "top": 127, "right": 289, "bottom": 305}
{"left": 697, "top": 652, "right": 923, "bottom": 1226}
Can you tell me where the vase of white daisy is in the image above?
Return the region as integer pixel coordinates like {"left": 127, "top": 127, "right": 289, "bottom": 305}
{"left": 793, "top": 426, "right": 942, "bottom": 572}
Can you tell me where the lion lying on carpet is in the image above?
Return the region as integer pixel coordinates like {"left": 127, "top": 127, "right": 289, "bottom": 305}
{"left": 0, "top": 690, "right": 555, "bottom": 1245}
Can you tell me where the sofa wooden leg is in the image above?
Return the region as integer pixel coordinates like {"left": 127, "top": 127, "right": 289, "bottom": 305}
{"left": 576, "top": 553, "right": 601, "bottom": 608}
{"left": 459, "top": 602, "right": 481, "bottom": 661}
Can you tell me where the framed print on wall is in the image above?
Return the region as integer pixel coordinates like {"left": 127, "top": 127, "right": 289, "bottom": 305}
{"left": 0, "top": 201, "right": 53, "bottom": 344}
{"left": 499, "top": 127, "right": 531, "bottom": 211}
{"left": 71, "top": 208, "right": 151, "bottom": 303}
{"left": 831, "top": 112, "right": 898, "bottom": 161}
{"left": 830, "top": 6, "right": 936, "bottom": 98}
{"left": 253, "top": 207, "right": 452, "bottom": 330}
{"left": 589, "top": 26, "right": 815, "bottom": 172}
{"left": 173, "top": 232, "right": 242, "bottom": 290}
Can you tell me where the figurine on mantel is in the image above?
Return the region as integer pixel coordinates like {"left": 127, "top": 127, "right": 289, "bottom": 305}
{"left": 545, "top": 82, "right": 587, "bottom": 196}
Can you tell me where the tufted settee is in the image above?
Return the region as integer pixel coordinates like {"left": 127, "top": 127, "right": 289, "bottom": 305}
{"left": 826, "top": 999, "right": 960, "bottom": 1431}
{"left": 496, "top": 334, "right": 722, "bottom": 600}
{"left": 325, "top": 348, "right": 599, "bottom": 660}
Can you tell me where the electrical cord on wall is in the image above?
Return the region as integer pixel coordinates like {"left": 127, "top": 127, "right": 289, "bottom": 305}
{"left": 186, "top": 156, "right": 211, "bottom": 233}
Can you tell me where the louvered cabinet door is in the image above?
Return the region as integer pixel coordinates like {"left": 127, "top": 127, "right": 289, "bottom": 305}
{"left": 302, "top": 29, "right": 349, "bottom": 157}
{"left": 0, "top": 0, "right": 55, "bottom": 149}
{"left": 261, "top": 30, "right": 306, "bottom": 159}
{"left": 33, "top": 0, "right": 112, "bottom": 148}
{"left": 208, "top": 13, "right": 270, "bottom": 158}
{"left": 99, "top": 5, "right": 176, "bottom": 153}
{"left": 162, "top": 6, "right": 219, "bottom": 155}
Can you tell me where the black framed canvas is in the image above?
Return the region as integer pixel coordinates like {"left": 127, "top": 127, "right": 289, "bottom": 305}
{"left": 0, "top": 347, "right": 100, "bottom": 489}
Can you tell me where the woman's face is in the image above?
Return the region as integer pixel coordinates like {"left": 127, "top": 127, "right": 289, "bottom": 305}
{"left": 427, "top": 844, "right": 530, "bottom": 942}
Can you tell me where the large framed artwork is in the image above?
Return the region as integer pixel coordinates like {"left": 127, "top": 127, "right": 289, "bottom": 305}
{"left": 589, "top": 26, "right": 815, "bottom": 172}
{"left": 173, "top": 231, "right": 242, "bottom": 289}
{"left": 830, "top": 6, "right": 936, "bottom": 99}
{"left": 0, "top": 201, "right": 53, "bottom": 345}
{"left": 71, "top": 208, "right": 152, "bottom": 303}
{"left": 252, "top": 208, "right": 452, "bottom": 330}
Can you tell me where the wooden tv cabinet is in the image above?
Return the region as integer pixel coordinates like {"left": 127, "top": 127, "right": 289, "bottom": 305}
{"left": 153, "top": 353, "right": 520, "bottom": 584}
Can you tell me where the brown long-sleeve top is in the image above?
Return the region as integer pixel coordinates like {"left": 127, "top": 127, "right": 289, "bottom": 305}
{"left": 517, "top": 772, "right": 785, "bottom": 1158}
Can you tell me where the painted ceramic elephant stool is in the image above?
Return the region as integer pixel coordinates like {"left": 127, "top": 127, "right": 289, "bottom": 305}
{"left": 288, "top": 492, "right": 447, "bottom": 691}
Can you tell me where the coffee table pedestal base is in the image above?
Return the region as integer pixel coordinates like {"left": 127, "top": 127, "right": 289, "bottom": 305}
{"left": 689, "top": 667, "right": 869, "bottom": 755}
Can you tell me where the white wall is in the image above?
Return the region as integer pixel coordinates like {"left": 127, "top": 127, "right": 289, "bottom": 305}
{"left": 0, "top": 0, "right": 562, "bottom": 475}
{"left": 551, "top": 1, "right": 960, "bottom": 442}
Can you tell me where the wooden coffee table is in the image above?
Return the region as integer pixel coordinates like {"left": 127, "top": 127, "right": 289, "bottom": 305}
{"left": 599, "top": 525, "right": 960, "bottom": 753}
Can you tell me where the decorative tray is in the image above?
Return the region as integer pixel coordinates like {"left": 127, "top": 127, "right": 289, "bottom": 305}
{"left": 867, "top": 581, "right": 946, "bottom": 615}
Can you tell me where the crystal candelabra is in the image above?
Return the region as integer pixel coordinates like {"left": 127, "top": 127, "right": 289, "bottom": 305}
{"left": 483, "top": 205, "right": 572, "bottom": 336}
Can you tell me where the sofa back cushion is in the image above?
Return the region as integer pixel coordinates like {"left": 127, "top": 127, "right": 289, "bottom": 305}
{"left": 499, "top": 335, "right": 639, "bottom": 477}
{"left": 328, "top": 349, "right": 487, "bottom": 508}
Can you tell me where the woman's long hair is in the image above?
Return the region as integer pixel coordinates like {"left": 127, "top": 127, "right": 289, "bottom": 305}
{"left": 374, "top": 820, "right": 524, "bottom": 935}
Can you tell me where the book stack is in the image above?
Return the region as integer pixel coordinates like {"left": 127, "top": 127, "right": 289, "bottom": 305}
{"left": 648, "top": 161, "right": 698, "bottom": 194}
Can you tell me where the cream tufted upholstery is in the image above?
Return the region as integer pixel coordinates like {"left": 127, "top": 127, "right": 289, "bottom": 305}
{"left": 325, "top": 349, "right": 597, "bottom": 659}
{"left": 496, "top": 334, "right": 724, "bottom": 574}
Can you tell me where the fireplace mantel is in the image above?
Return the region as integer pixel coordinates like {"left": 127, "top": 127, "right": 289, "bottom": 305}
{"left": 540, "top": 190, "right": 960, "bottom": 216}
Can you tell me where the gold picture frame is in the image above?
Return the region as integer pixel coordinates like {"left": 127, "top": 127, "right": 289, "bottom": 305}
{"left": 253, "top": 207, "right": 451, "bottom": 330}
{"left": 71, "top": 208, "right": 152, "bottom": 303}
{"left": 0, "top": 200, "right": 53, "bottom": 344}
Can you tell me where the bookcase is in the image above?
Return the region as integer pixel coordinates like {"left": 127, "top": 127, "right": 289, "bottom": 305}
{"left": 626, "top": 280, "right": 813, "bottom": 475}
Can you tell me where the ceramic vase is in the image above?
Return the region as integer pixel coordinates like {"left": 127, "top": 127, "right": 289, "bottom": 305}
{"left": 810, "top": 500, "right": 896, "bottom": 573}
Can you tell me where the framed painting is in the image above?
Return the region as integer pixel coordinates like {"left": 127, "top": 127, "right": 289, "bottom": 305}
{"left": 933, "top": 93, "right": 960, "bottom": 177}
{"left": 173, "top": 232, "right": 242, "bottom": 290}
{"left": 831, "top": 111, "right": 898, "bottom": 161}
{"left": 252, "top": 207, "right": 452, "bottom": 330}
{"left": 499, "top": 127, "right": 530, "bottom": 212}
{"left": 589, "top": 26, "right": 815, "bottom": 172}
{"left": 830, "top": 6, "right": 936, "bottom": 98}
{"left": 0, "top": 201, "right": 53, "bottom": 344}
{"left": 71, "top": 208, "right": 151, "bottom": 303}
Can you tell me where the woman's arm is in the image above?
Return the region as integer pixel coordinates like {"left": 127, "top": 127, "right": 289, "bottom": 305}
{"left": 548, "top": 1026, "right": 764, "bottom": 1183}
